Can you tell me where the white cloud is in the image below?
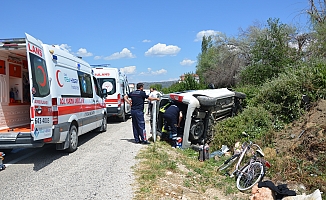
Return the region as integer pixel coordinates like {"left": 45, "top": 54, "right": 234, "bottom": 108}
{"left": 145, "top": 43, "right": 181, "bottom": 57}
{"left": 120, "top": 66, "right": 136, "bottom": 74}
{"left": 140, "top": 68, "right": 167, "bottom": 75}
{"left": 180, "top": 59, "right": 195, "bottom": 66}
{"left": 142, "top": 39, "right": 151, "bottom": 43}
{"left": 152, "top": 69, "right": 167, "bottom": 75}
{"left": 58, "top": 44, "right": 71, "bottom": 52}
{"left": 76, "top": 48, "right": 93, "bottom": 57}
{"left": 195, "top": 30, "right": 221, "bottom": 42}
{"left": 56, "top": 44, "right": 92, "bottom": 57}
{"left": 104, "top": 48, "right": 136, "bottom": 60}
{"left": 94, "top": 56, "right": 102, "bottom": 60}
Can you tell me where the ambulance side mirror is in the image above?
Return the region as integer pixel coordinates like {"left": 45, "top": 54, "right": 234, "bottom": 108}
{"left": 101, "top": 89, "right": 108, "bottom": 98}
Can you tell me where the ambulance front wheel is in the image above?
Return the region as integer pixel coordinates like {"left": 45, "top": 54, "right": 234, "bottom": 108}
{"left": 66, "top": 124, "right": 78, "bottom": 153}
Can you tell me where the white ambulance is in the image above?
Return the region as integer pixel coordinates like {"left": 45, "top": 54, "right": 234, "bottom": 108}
{"left": 92, "top": 65, "right": 131, "bottom": 122}
{"left": 0, "top": 33, "right": 107, "bottom": 152}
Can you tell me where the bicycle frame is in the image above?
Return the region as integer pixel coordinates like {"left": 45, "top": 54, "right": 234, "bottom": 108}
{"left": 217, "top": 139, "right": 270, "bottom": 191}
{"left": 230, "top": 141, "right": 264, "bottom": 177}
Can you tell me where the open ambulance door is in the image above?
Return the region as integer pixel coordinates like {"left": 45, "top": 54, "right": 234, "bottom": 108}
{"left": 25, "top": 33, "right": 53, "bottom": 141}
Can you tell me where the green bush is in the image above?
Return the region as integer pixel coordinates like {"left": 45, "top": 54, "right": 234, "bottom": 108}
{"left": 162, "top": 73, "right": 206, "bottom": 94}
{"left": 211, "top": 106, "right": 273, "bottom": 151}
{"left": 250, "top": 72, "right": 303, "bottom": 123}
{"left": 249, "top": 61, "right": 326, "bottom": 124}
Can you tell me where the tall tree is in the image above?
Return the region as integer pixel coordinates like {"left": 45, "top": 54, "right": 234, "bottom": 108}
{"left": 197, "top": 33, "right": 251, "bottom": 88}
{"left": 240, "top": 18, "right": 297, "bottom": 85}
{"left": 307, "top": 0, "right": 326, "bottom": 58}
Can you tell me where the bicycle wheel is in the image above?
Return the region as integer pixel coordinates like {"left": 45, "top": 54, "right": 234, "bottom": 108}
{"left": 218, "top": 154, "right": 240, "bottom": 171}
{"left": 236, "top": 161, "right": 264, "bottom": 191}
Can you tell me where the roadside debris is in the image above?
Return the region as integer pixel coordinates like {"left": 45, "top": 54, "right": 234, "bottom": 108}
{"left": 283, "top": 189, "right": 323, "bottom": 200}
{"left": 210, "top": 145, "right": 229, "bottom": 158}
{"left": 198, "top": 144, "right": 210, "bottom": 162}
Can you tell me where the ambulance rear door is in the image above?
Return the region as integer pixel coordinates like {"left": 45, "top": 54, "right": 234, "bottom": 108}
{"left": 25, "top": 33, "right": 53, "bottom": 141}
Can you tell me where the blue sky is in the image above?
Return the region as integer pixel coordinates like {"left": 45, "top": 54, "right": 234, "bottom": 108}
{"left": 1, "top": 0, "right": 311, "bottom": 83}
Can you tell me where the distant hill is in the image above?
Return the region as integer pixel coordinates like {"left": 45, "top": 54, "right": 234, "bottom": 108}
{"left": 142, "top": 80, "right": 178, "bottom": 89}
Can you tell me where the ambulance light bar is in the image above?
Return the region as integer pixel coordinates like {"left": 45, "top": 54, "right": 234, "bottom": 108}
{"left": 90, "top": 64, "right": 111, "bottom": 68}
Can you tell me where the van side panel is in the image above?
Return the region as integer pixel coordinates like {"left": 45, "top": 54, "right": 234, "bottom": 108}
{"left": 44, "top": 44, "right": 103, "bottom": 140}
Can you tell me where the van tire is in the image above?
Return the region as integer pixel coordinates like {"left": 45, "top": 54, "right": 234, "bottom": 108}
{"left": 100, "top": 115, "right": 107, "bottom": 132}
{"left": 196, "top": 96, "right": 218, "bottom": 107}
{"left": 189, "top": 121, "right": 205, "bottom": 141}
{"left": 65, "top": 125, "right": 78, "bottom": 153}
{"left": 120, "top": 110, "right": 126, "bottom": 122}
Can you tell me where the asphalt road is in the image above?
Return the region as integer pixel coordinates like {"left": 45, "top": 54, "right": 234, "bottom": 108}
{"left": 0, "top": 116, "right": 150, "bottom": 200}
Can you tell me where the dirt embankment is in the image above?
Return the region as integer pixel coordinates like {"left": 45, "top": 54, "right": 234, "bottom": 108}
{"left": 270, "top": 99, "right": 326, "bottom": 193}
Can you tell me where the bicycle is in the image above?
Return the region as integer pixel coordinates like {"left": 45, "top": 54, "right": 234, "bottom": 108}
{"left": 217, "top": 139, "right": 271, "bottom": 191}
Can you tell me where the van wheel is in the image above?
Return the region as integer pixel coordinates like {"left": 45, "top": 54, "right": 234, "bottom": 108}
{"left": 66, "top": 125, "right": 78, "bottom": 153}
{"left": 100, "top": 115, "right": 107, "bottom": 132}
{"left": 189, "top": 121, "right": 204, "bottom": 141}
{"left": 120, "top": 110, "right": 126, "bottom": 122}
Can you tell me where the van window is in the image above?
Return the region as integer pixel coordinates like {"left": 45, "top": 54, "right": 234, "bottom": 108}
{"left": 77, "top": 71, "right": 93, "bottom": 98}
{"left": 98, "top": 78, "right": 116, "bottom": 95}
{"left": 29, "top": 53, "right": 50, "bottom": 97}
{"left": 93, "top": 76, "right": 101, "bottom": 96}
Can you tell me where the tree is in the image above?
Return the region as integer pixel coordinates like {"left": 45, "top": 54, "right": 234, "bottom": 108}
{"left": 239, "top": 18, "right": 298, "bottom": 85}
{"left": 307, "top": 0, "right": 326, "bottom": 24}
{"left": 149, "top": 84, "right": 162, "bottom": 91}
{"left": 196, "top": 33, "right": 251, "bottom": 88}
{"left": 307, "top": 0, "right": 326, "bottom": 58}
{"left": 162, "top": 73, "right": 206, "bottom": 94}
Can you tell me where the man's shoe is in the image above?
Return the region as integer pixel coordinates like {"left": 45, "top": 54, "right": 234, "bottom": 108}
{"left": 142, "top": 141, "right": 151, "bottom": 145}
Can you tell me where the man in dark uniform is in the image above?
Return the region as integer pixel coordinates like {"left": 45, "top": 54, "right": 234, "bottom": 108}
{"left": 124, "top": 83, "right": 159, "bottom": 144}
{"left": 163, "top": 103, "right": 183, "bottom": 147}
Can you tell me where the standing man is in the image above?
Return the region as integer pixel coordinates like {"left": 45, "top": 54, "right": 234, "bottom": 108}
{"left": 124, "top": 83, "right": 159, "bottom": 144}
{"left": 163, "top": 103, "right": 183, "bottom": 147}
{"left": 148, "top": 87, "right": 159, "bottom": 116}
{"left": 147, "top": 87, "right": 154, "bottom": 115}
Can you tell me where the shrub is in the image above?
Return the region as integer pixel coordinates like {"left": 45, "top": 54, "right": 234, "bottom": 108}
{"left": 210, "top": 106, "right": 273, "bottom": 151}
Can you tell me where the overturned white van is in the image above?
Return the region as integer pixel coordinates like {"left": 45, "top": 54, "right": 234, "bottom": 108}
{"left": 153, "top": 88, "right": 246, "bottom": 148}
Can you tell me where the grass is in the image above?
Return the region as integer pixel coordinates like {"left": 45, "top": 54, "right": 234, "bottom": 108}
{"left": 133, "top": 141, "right": 248, "bottom": 200}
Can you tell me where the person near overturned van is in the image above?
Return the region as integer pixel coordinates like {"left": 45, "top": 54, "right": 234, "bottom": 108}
{"left": 124, "top": 83, "right": 159, "bottom": 144}
{"left": 148, "top": 87, "right": 159, "bottom": 116}
{"left": 163, "top": 103, "right": 183, "bottom": 148}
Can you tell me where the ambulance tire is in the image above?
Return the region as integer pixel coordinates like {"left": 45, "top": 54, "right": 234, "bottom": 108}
{"left": 101, "top": 115, "right": 107, "bottom": 132}
{"left": 66, "top": 124, "right": 78, "bottom": 153}
{"left": 96, "top": 115, "right": 107, "bottom": 132}
{"left": 120, "top": 110, "right": 126, "bottom": 122}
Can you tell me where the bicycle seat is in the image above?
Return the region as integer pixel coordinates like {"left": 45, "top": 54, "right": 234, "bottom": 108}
{"left": 256, "top": 149, "right": 264, "bottom": 157}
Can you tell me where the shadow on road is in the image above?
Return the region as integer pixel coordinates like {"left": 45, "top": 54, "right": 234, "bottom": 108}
{"left": 3, "top": 130, "right": 104, "bottom": 172}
